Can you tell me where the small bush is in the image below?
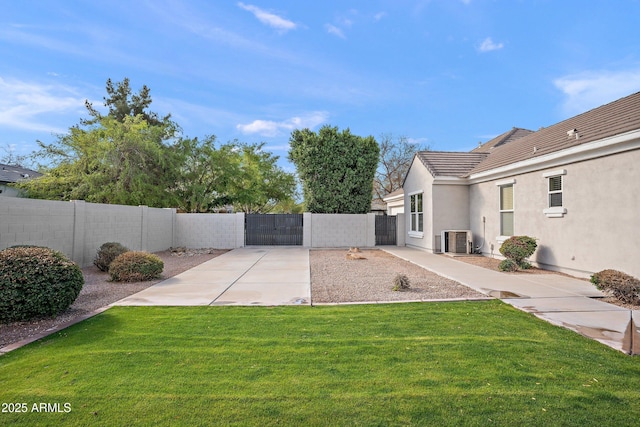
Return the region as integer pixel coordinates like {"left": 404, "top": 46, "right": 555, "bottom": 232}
{"left": 499, "top": 236, "right": 537, "bottom": 270}
{"left": 591, "top": 269, "right": 640, "bottom": 305}
{"left": 109, "top": 251, "right": 164, "bottom": 282}
{"left": 94, "top": 242, "right": 130, "bottom": 272}
{"left": 0, "top": 246, "right": 84, "bottom": 323}
{"left": 392, "top": 273, "right": 411, "bottom": 291}
{"left": 498, "top": 259, "right": 519, "bottom": 272}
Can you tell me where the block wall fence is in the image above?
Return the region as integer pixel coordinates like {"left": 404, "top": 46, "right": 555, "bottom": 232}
{"left": 1, "top": 198, "right": 404, "bottom": 267}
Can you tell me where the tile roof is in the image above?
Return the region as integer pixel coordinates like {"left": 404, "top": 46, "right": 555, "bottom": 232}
{"left": 467, "top": 91, "right": 640, "bottom": 175}
{"left": 471, "top": 127, "right": 534, "bottom": 153}
{"left": 415, "top": 151, "right": 489, "bottom": 177}
{"left": 0, "top": 164, "right": 41, "bottom": 184}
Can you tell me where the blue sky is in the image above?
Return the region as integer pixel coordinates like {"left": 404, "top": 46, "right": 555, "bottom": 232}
{"left": 2, "top": 0, "right": 640, "bottom": 172}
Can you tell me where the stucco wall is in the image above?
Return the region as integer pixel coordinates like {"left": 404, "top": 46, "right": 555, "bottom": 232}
{"left": 308, "top": 213, "right": 375, "bottom": 248}
{"left": 175, "top": 213, "right": 245, "bottom": 249}
{"left": 470, "top": 149, "right": 640, "bottom": 278}
{"left": 402, "top": 156, "right": 434, "bottom": 250}
{"left": 0, "top": 197, "right": 75, "bottom": 256}
{"left": 432, "top": 184, "right": 471, "bottom": 242}
{"left": 0, "top": 198, "right": 176, "bottom": 267}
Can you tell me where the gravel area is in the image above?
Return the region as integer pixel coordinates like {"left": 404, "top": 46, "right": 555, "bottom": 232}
{"left": 0, "top": 249, "right": 227, "bottom": 349}
{"left": 311, "top": 249, "right": 486, "bottom": 303}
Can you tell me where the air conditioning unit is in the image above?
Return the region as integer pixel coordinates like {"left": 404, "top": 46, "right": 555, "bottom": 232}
{"left": 441, "top": 230, "right": 473, "bottom": 255}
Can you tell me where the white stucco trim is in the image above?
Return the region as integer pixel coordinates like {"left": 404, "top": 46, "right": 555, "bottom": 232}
{"left": 469, "top": 129, "right": 640, "bottom": 184}
{"left": 542, "top": 169, "right": 567, "bottom": 178}
{"left": 432, "top": 176, "right": 468, "bottom": 185}
{"left": 408, "top": 231, "right": 424, "bottom": 238}
{"left": 543, "top": 207, "right": 567, "bottom": 218}
{"left": 495, "top": 178, "right": 516, "bottom": 186}
{"left": 407, "top": 189, "right": 423, "bottom": 196}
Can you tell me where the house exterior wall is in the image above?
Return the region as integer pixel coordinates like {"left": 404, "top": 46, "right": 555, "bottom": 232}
{"left": 0, "top": 184, "right": 21, "bottom": 197}
{"left": 432, "top": 183, "right": 471, "bottom": 245}
{"left": 470, "top": 148, "right": 640, "bottom": 278}
{"left": 402, "top": 156, "right": 434, "bottom": 251}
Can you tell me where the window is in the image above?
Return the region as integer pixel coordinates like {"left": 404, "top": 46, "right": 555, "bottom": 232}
{"left": 499, "top": 184, "right": 514, "bottom": 236}
{"left": 543, "top": 169, "right": 567, "bottom": 218}
{"left": 410, "top": 193, "right": 423, "bottom": 233}
{"left": 548, "top": 175, "right": 562, "bottom": 207}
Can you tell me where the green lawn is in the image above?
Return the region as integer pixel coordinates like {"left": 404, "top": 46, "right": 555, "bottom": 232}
{"left": 1, "top": 301, "right": 639, "bottom": 426}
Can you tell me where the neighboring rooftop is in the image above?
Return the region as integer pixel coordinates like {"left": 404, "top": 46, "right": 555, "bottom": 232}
{"left": 415, "top": 151, "right": 489, "bottom": 177}
{"left": 0, "top": 164, "right": 41, "bottom": 184}
{"left": 467, "top": 91, "right": 640, "bottom": 175}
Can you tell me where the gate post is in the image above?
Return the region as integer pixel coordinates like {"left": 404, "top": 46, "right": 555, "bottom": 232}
{"left": 303, "top": 212, "right": 312, "bottom": 247}
{"left": 235, "top": 212, "right": 245, "bottom": 248}
{"left": 396, "top": 213, "right": 406, "bottom": 246}
{"left": 366, "top": 213, "right": 376, "bottom": 247}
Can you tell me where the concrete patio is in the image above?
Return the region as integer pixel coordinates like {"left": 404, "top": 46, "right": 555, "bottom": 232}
{"left": 113, "top": 247, "right": 310, "bottom": 307}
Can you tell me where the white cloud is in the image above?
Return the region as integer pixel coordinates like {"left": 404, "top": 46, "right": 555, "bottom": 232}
{"left": 373, "top": 12, "right": 387, "bottom": 22}
{"left": 0, "top": 76, "right": 86, "bottom": 133}
{"left": 237, "top": 111, "right": 329, "bottom": 137}
{"left": 478, "top": 37, "right": 504, "bottom": 52}
{"left": 325, "top": 24, "right": 346, "bottom": 39}
{"left": 237, "top": 3, "right": 297, "bottom": 32}
{"left": 554, "top": 69, "right": 640, "bottom": 115}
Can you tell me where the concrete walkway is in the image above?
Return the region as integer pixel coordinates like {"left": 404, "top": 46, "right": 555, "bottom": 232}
{"left": 383, "top": 247, "right": 639, "bottom": 355}
{"left": 113, "top": 247, "right": 310, "bottom": 306}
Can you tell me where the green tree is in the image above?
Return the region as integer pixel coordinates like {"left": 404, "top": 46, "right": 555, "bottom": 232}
{"left": 84, "top": 78, "right": 171, "bottom": 127}
{"left": 227, "top": 142, "right": 297, "bottom": 214}
{"left": 288, "top": 125, "right": 379, "bottom": 213}
{"left": 17, "top": 115, "right": 181, "bottom": 207}
{"left": 173, "top": 138, "right": 296, "bottom": 213}
{"left": 172, "top": 136, "right": 235, "bottom": 212}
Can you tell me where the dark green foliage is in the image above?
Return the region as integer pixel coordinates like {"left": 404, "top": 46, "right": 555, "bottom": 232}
{"left": 499, "top": 236, "right": 537, "bottom": 270}
{"left": 94, "top": 242, "right": 130, "bottom": 272}
{"left": 392, "top": 273, "right": 411, "bottom": 291}
{"left": 288, "top": 125, "right": 380, "bottom": 213}
{"left": 591, "top": 269, "right": 640, "bottom": 305}
{"left": 498, "top": 259, "right": 519, "bottom": 272}
{"left": 0, "top": 246, "right": 84, "bottom": 323}
{"left": 109, "top": 251, "right": 164, "bottom": 282}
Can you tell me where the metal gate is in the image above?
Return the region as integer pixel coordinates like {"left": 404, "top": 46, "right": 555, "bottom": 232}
{"left": 375, "top": 215, "right": 396, "bottom": 245}
{"left": 245, "top": 214, "right": 303, "bottom": 246}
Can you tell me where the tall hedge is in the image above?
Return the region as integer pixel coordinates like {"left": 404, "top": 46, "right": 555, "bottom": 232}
{"left": 288, "top": 125, "right": 380, "bottom": 213}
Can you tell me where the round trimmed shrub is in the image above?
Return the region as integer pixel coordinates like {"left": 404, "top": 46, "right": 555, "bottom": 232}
{"left": 499, "top": 236, "right": 537, "bottom": 268}
{"left": 109, "top": 251, "right": 164, "bottom": 282}
{"left": 94, "top": 242, "right": 129, "bottom": 272}
{"left": 0, "top": 246, "right": 84, "bottom": 323}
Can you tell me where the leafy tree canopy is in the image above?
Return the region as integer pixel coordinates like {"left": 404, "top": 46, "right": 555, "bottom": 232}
{"left": 288, "top": 125, "right": 379, "bottom": 214}
{"left": 18, "top": 78, "right": 297, "bottom": 212}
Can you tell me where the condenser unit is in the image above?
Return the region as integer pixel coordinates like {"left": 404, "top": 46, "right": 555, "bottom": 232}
{"left": 441, "top": 230, "right": 473, "bottom": 255}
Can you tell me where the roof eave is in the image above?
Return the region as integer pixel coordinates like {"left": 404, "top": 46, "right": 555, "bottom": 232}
{"left": 467, "top": 129, "right": 640, "bottom": 184}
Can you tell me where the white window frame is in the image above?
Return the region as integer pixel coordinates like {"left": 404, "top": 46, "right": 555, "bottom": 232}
{"left": 408, "top": 191, "right": 424, "bottom": 238}
{"left": 496, "top": 179, "right": 515, "bottom": 240}
{"left": 542, "top": 169, "right": 567, "bottom": 218}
